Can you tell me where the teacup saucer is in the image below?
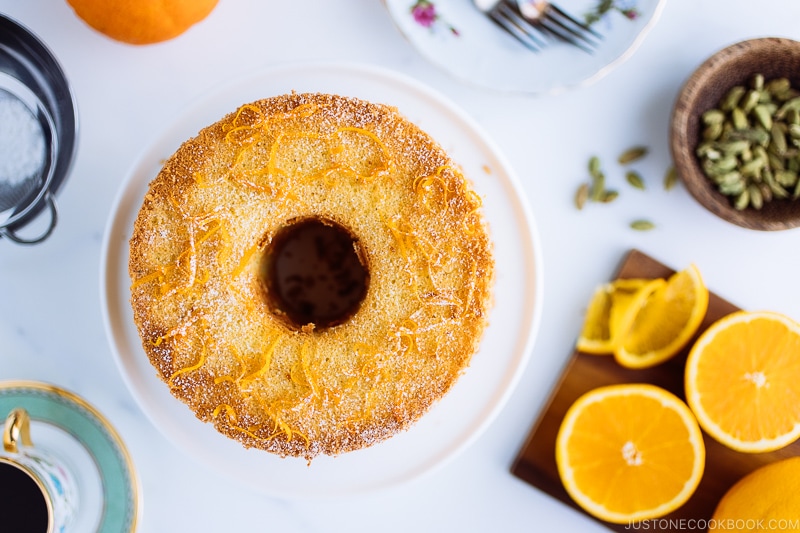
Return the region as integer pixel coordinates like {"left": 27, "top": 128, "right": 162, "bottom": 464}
{"left": 0, "top": 380, "right": 139, "bottom": 532}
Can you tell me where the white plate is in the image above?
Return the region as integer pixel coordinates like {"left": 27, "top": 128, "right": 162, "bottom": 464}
{"left": 384, "top": 0, "right": 667, "bottom": 95}
{"left": 100, "top": 62, "right": 543, "bottom": 498}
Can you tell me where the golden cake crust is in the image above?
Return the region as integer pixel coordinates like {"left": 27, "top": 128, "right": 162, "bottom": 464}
{"left": 128, "top": 93, "right": 494, "bottom": 460}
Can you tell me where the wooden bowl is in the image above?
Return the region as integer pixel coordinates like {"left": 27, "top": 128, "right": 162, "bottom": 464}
{"left": 670, "top": 38, "right": 800, "bottom": 231}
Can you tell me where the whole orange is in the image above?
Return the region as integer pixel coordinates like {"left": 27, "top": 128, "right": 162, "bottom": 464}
{"left": 66, "top": 0, "right": 219, "bottom": 45}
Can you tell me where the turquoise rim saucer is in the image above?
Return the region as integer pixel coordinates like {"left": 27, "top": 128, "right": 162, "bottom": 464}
{"left": 0, "top": 380, "right": 139, "bottom": 532}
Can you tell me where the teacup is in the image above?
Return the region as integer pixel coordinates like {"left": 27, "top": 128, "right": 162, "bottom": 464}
{"left": 0, "top": 407, "right": 78, "bottom": 533}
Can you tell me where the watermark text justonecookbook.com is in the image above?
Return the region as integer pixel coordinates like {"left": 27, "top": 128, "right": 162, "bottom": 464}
{"left": 626, "top": 518, "right": 800, "bottom": 530}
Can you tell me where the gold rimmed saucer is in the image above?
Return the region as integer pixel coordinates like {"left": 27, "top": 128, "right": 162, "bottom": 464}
{"left": 0, "top": 380, "right": 140, "bottom": 532}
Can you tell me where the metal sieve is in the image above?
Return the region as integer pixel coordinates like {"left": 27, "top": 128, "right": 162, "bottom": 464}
{"left": 0, "top": 15, "right": 78, "bottom": 245}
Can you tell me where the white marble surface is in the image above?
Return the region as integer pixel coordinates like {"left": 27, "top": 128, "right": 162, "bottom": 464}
{"left": 1, "top": 1, "right": 800, "bottom": 532}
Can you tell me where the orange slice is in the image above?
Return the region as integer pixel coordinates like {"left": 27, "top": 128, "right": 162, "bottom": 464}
{"left": 556, "top": 383, "right": 705, "bottom": 524}
{"left": 614, "top": 264, "right": 709, "bottom": 369}
{"left": 576, "top": 278, "right": 665, "bottom": 354}
{"left": 685, "top": 310, "right": 800, "bottom": 453}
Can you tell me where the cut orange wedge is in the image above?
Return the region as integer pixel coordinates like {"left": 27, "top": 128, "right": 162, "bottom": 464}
{"left": 576, "top": 278, "right": 665, "bottom": 354}
{"left": 685, "top": 310, "right": 800, "bottom": 453}
{"left": 556, "top": 383, "right": 705, "bottom": 524}
{"left": 613, "top": 264, "right": 709, "bottom": 369}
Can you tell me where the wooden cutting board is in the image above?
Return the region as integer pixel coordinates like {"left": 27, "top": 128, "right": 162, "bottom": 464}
{"left": 511, "top": 249, "right": 800, "bottom": 530}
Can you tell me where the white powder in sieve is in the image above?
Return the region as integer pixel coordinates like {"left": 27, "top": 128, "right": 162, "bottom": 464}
{"left": 0, "top": 90, "right": 46, "bottom": 186}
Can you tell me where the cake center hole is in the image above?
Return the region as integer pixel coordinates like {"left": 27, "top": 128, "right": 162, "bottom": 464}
{"left": 262, "top": 217, "right": 369, "bottom": 330}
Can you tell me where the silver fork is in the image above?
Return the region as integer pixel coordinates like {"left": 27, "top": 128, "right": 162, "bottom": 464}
{"left": 475, "top": 0, "right": 602, "bottom": 53}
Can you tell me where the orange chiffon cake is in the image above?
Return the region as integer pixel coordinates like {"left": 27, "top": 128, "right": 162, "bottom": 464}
{"left": 128, "top": 92, "right": 494, "bottom": 460}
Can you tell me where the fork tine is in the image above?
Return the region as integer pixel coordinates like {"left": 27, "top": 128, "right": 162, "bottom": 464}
{"left": 499, "top": 4, "right": 549, "bottom": 46}
{"left": 537, "top": 18, "right": 595, "bottom": 54}
{"left": 548, "top": 4, "right": 603, "bottom": 40}
{"left": 538, "top": 9, "right": 600, "bottom": 51}
{"left": 490, "top": 3, "right": 546, "bottom": 51}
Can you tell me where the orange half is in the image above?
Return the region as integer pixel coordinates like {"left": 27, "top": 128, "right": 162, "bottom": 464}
{"left": 685, "top": 310, "right": 800, "bottom": 453}
{"left": 556, "top": 383, "right": 705, "bottom": 524}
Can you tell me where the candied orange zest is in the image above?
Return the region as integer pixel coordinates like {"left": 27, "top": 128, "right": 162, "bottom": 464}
{"left": 412, "top": 165, "right": 457, "bottom": 212}
{"left": 231, "top": 240, "right": 260, "bottom": 278}
{"left": 384, "top": 216, "right": 418, "bottom": 265}
{"left": 223, "top": 104, "right": 267, "bottom": 143}
{"left": 169, "top": 332, "right": 207, "bottom": 384}
{"left": 284, "top": 102, "right": 318, "bottom": 119}
{"left": 150, "top": 312, "right": 202, "bottom": 347}
{"left": 333, "top": 126, "right": 395, "bottom": 181}
{"left": 306, "top": 166, "right": 341, "bottom": 186}
{"left": 229, "top": 424, "right": 272, "bottom": 444}
{"left": 131, "top": 269, "right": 165, "bottom": 290}
{"left": 168, "top": 222, "right": 198, "bottom": 296}
{"left": 216, "top": 224, "right": 232, "bottom": 265}
{"left": 240, "top": 333, "right": 282, "bottom": 385}
{"left": 397, "top": 319, "right": 419, "bottom": 355}
{"left": 192, "top": 170, "right": 213, "bottom": 188}
{"left": 418, "top": 291, "right": 462, "bottom": 310}
{"left": 229, "top": 172, "right": 273, "bottom": 195}
{"left": 226, "top": 143, "right": 275, "bottom": 195}
{"left": 213, "top": 344, "right": 247, "bottom": 385}
{"left": 212, "top": 403, "right": 238, "bottom": 424}
{"left": 256, "top": 397, "right": 308, "bottom": 446}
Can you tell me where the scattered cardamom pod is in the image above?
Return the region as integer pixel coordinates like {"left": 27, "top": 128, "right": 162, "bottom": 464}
{"left": 575, "top": 183, "right": 589, "bottom": 210}
{"left": 625, "top": 170, "right": 645, "bottom": 190}
{"left": 601, "top": 190, "right": 619, "bottom": 203}
{"left": 589, "top": 155, "right": 602, "bottom": 178}
{"left": 664, "top": 166, "right": 678, "bottom": 190}
{"left": 630, "top": 219, "right": 655, "bottom": 231}
{"left": 617, "top": 146, "right": 649, "bottom": 165}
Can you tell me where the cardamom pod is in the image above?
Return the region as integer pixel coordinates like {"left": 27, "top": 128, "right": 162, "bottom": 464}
{"left": 617, "top": 146, "right": 649, "bottom": 165}
{"left": 590, "top": 173, "right": 605, "bottom": 202}
{"left": 734, "top": 188, "right": 750, "bottom": 210}
{"left": 760, "top": 182, "right": 773, "bottom": 202}
{"left": 766, "top": 78, "right": 791, "bottom": 97}
{"left": 771, "top": 122, "right": 788, "bottom": 155}
{"left": 664, "top": 167, "right": 678, "bottom": 191}
{"left": 702, "top": 109, "right": 725, "bottom": 126}
{"left": 589, "top": 156, "right": 601, "bottom": 178}
{"left": 742, "top": 90, "right": 761, "bottom": 113}
{"left": 775, "top": 169, "right": 798, "bottom": 188}
{"left": 575, "top": 183, "right": 589, "bottom": 210}
{"left": 630, "top": 220, "right": 655, "bottom": 231}
{"left": 601, "top": 190, "right": 619, "bottom": 203}
{"left": 703, "top": 123, "right": 723, "bottom": 141}
{"left": 732, "top": 107, "right": 749, "bottom": 130}
{"left": 625, "top": 170, "right": 645, "bottom": 190}
{"left": 748, "top": 184, "right": 763, "bottom": 209}
{"left": 721, "top": 86, "right": 747, "bottom": 111}
{"left": 776, "top": 96, "right": 800, "bottom": 119}
{"left": 753, "top": 105, "right": 774, "bottom": 131}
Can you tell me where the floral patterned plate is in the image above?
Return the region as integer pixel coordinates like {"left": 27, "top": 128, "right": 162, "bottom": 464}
{"left": 383, "top": 0, "right": 667, "bottom": 95}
